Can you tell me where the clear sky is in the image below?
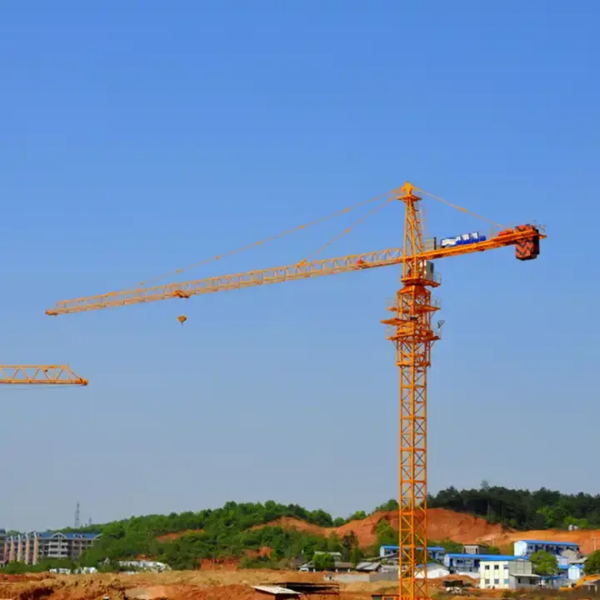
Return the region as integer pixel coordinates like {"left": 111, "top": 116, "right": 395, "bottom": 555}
{"left": 1, "top": 0, "right": 598, "bottom": 532}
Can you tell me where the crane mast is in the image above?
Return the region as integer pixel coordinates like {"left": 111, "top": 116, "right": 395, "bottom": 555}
{"left": 382, "top": 184, "right": 439, "bottom": 600}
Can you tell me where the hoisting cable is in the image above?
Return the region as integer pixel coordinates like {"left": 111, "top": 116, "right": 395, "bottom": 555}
{"left": 136, "top": 190, "right": 393, "bottom": 287}
{"left": 415, "top": 187, "right": 504, "bottom": 229}
{"left": 296, "top": 193, "right": 395, "bottom": 265}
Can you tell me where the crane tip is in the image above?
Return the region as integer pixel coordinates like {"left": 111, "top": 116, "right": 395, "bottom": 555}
{"left": 400, "top": 182, "right": 415, "bottom": 196}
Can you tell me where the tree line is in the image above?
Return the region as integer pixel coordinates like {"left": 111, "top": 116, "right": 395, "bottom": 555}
{"left": 4, "top": 486, "right": 600, "bottom": 573}
{"left": 429, "top": 484, "right": 600, "bottom": 530}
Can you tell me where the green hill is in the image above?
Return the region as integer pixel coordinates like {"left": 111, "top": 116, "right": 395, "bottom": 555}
{"left": 4, "top": 486, "right": 600, "bottom": 573}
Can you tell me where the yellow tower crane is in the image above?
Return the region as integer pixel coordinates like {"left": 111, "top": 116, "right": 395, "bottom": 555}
{"left": 45, "top": 183, "right": 544, "bottom": 600}
{"left": 0, "top": 365, "right": 87, "bottom": 385}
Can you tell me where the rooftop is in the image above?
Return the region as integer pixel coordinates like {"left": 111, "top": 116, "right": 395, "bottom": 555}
{"left": 253, "top": 586, "right": 300, "bottom": 598}
{"left": 447, "top": 553, "right": 522, "bottom": 561}
{"left": 517, "top": 540, "right": 579, "bottom": 547}
{"left": 8, "top": 531, "right": 100, "bottom": 540}
{"left": 39, "top": 532, "right": 100, "bottom": 540}
{"left": 380, "top": 545, "right": 445, "bottom": 552}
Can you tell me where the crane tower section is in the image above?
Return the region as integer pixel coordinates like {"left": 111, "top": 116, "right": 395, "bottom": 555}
{"left": 382, "top": 183, "right": 440, "bottom": 600}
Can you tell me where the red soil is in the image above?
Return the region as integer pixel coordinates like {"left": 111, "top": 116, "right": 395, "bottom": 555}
{"left": 248, "top": 516, "right": 327, "bottom": 536}
{"left": 250, "top": 508, "right": 508, "bottom": 548}
{"left": 244, "top": 546, "right": 273, "bottom": 559}
{"left": 198, "top": 557, "right": 240, "bottom": 571}
{"left": 250, "top": 508, "right": 600, "bottom": 553}
{"left": 156, "top": 529, "right": 204, "bottom": 543}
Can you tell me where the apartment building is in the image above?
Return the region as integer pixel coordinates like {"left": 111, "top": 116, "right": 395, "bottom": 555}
{"left": 4, "top": 532, "right": 100, "bottom": 565}
{"left": 0, "top": 529, "right": 6, "bottom": 565}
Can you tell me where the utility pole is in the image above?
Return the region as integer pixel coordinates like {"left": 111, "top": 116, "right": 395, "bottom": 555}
{"left": 75, "top": 502, "right": 81, "bottom": 529}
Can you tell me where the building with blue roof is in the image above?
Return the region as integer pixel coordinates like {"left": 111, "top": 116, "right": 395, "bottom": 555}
{"left": 443, "top": 553, "right": 521, "bottom": 576}
{"left": 514, "top": 540, "right": 580, "bottom": 558}
{"left": 379, "top": 545, "right": 445, "bottom": 561}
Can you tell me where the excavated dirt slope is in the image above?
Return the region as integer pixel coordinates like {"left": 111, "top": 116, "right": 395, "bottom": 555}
{"left": 250, "top": 508, "right": 508, "bottom": 547}
{"left": 250, "top": 508, "right": 600, "bottom": 553}
{"left": 155, "top": 530, "right": 204, "bottom": 543}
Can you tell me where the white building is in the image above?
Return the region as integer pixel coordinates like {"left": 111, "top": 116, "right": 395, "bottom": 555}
{"left": 4, "top": 532, "right": 100, "bottom": 565}
{"left": 0, "top": 529, "right": 6, "bottom": 564}
{"left": 444, "top": 553, "right": 516, "bottom": 577}
{"left": 480, "top": 558, "right": 539, "bottom": 590}
{"left": 514, "top": 540, "right": 580, "bottom": 558}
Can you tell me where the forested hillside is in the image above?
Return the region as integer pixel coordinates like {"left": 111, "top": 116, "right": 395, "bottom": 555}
{"left": 74, "top": 501, "right": 389, "bottom": 570}
{"left": 6, "top": 486, "right": 600, "bottom": 573}
{"left": 71, "top": 487, "right": 600, "bottom": 568}
{"left": 429, "top": 485, "right": 600, "bottom": 530}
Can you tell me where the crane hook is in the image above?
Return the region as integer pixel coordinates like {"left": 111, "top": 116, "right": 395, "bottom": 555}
{"left": 177, "top": 315, "right": 187, "bottom": 325}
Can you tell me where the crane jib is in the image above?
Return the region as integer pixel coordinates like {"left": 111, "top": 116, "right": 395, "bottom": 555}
{"left": 45, "top": 225, "right": 543, "bottom": 316}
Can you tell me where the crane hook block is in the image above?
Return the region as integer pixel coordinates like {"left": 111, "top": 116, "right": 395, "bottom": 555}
{"left": 177, "top": 315, "right": 187, "bottom": 325}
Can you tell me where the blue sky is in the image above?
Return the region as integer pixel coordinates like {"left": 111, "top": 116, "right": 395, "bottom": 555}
{"left": 1, "top": 0, "right": 598, "bottom": 531}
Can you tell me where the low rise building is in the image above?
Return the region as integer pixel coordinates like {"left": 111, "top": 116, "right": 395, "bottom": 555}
{"left": 444, "top": 553, "right": 518, "bottom": 577}
{"left": 463, "top": 544, "right": 489, "bottom": 555}
{"left": 379, "top": 545, "right": 445, "bottom": 561}
{"left": 0, "top": 529, "right": 6, "bottom": 564}
{"left": 479, "top": 557, "right": 539, "bottom": 590}
{"left": 560, "top": 548, "right": 580, "bottom": 563}
{"left": 514, "top": 540, "right": 580, "bottom": 558}
{"left": 4, "top": 532, "right": 100, "bottom": 565}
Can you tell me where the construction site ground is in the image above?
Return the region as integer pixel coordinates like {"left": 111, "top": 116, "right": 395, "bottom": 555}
{"left": 0, "top": 570, "right": 593, "bottom": 600}
{"left": 0, "top": 571, "right": 402, "bottom": 600}
{"left": 4, "top": 509, "right": 600, "bottom": 600}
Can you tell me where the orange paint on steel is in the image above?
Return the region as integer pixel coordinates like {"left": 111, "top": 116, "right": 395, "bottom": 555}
{"left": 382, "top": 183, "right": 439, "bottom": 600}
{"left": 0, "top": 365, "right": 88, "bottom": 385}
{"left": 45, "top": 227, "right": 544, "bottom": 316}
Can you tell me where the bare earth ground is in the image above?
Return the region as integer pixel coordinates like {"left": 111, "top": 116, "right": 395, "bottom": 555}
{"left": 0, "top": 570, "right": 586, "bottom": 600}
{"left": 0, "top": 571, "right": 399, "bottom": 600}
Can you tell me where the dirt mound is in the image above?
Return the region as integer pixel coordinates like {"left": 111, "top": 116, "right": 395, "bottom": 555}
{"left": 338, "top": 508, "right": 509, "bottom": 546}
{"left": 198, "top": 557, "right": 240, "bottom": 571}
{"left": 248, "top": 517, "right": 329, "bottom": 536}
{"left": 156, "top": 530, "right": 204, "bottom": 543}
{"left": 428, "top": 508, "right": 508, "bottom": 543}
{"left": 250, "top": 508, "right": 510, "bottom": 548}
{"left": 244, "top": 547, "right": 273, "bottom": 559}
